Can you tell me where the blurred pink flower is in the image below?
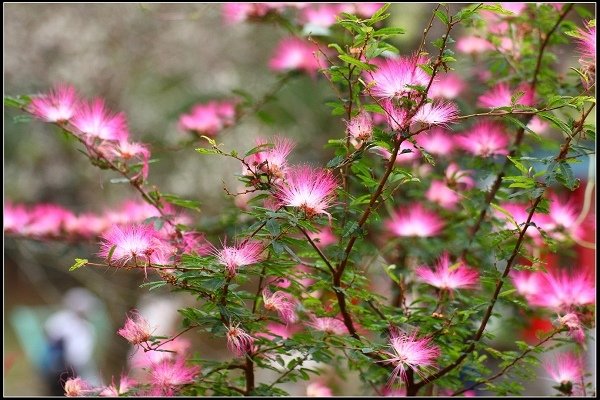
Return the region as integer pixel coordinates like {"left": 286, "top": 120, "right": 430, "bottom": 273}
{"left": 306, "top": 381, "right": 333, "bottom": 396}
{"left": 263, "top": 288, "right": 298, "bottom": 324}
{"left": 222, "top": 3, "right": 271, "bottom": 24}
{"left": 71, "top": 98, "right": 129, "bottom": 142}
{"left": 308, "top": 316, "right": 348, "bottom": 335}
{"left": 526, "top": 116, "right": 549, "bottom": 135}
{"left": 457, "top": 121, "right": 510, "bottom": 157}
{"left": 178, "top": 100, "right": 236, "bottom": 136}
{"left": 307, "top": 226, "right": 337, "bottom": 248}
{"left": 511, "top": 270, "right": 546, "bottom": 299}
{"left": 456, "top": 36, "right": 493, "bottom": 54}
{"left": 130, "top": 337, "right": 191, "bottom": 369}
{"left": 245, "top": 136, "right": 295, "bottom": 179}
{"left": 22, "top": 204, "right": 73, "bottom": 237}
{"left": 545, "top": 193, "right": 584, "bottom": 241}
{"left": 373, "top": 141, "right": 421, "bottom": 164}
{"left": 415, "top": 128, "right": 455, "bottom": 156}
{"left": 214, "top": 239, "right": 264, "bottom": 277}
{"left": 426, "top": 180, "right": 461, "bottom": 210}
{"left": 99, "top": 374, "right": 137, "bottom": 396}
{"left": 150, "top": 357, "right": 200, "bottom": 395}
{"left": 256, "top": 322, "right": 301, "bottom": 340}
{"left": 99, "top": 224, "right": 156, "bottom": 266}
{"left": 478, "top": 82, "right": 535, "bottom": 108}
{"left": 181, "top": 231, "right": 212, "bottom": 256}
{"left": 379, "top": 328, "right": 440, "bottom": 385}
{"left": 445, "top": 162, "right": 475, "bottom": 190}
{"left": 275, "top": 165, "right": 337, "bottom": 219}
{"left": 226, "top": 322, "right": 255, "bottom": 357}
{"left": 428, "top": 73, "right": 465, "bottom": 99}
{"left": 544, "top": 352, "right": 584, "bottom": 385}
{"left": 269, "top": 37, "right": 322, "bottom": 77}
{"left": 300, "top": 4, "right": 340, "bottom": 28}
{"left": 3, "top": 202, "right": 30, "bottom": 235}
{"left": 366, "top": 56, "right": 430, "bottom": 100}
{"left": 386, "top": 204, "right": 444, "bottom": 237}
{"left": 528, "top": 269, "right": 595, "bottom": 311}
{"left": 382, "top": 99, "right": 409, "bottom": 131}
{"left": 102, "top": 140, "right": 151, "bottom": 180}
{"left": 575, "top": 22, "right": 596, "bottom": 64}
{"left": 117, "top": 311, "right": 154, "bottom": 345}
{"left": 64, "top": 377, "right": 94, "bottom": 397}
{"left": 28, "top": 84, "right": 79, "bottom": 123}
{"left": 495, "top": 202, "right": 549, "bottom": 244}
{"left": 346, "top": 111, "right": 373, "bottom": 148}
{"left": 557, "top": 313, "right": 586, "bottom": 343}
{"left": 415, "top": 253, "right": 479, "bottom": 291}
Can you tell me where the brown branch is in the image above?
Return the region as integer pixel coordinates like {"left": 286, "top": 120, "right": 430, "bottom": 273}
{"left": 452, "top": 328, "right": 564, "bottom": 396}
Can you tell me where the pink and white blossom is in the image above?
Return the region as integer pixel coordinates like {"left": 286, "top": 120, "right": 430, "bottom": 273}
{"left": 307, "top": 226, "right": 337, "bottom": 248}
{"left": 214, "top": 239, "right": 264, "bottom": 277}
{"left": 557, "top": 313, "right": 586, "bottom": 343}
{"left": 178, "top": 100, "right": 236, "bottom": 137}
{"left": 457, "top": 121, "right": 510, "bottom": 157}
{"left": 428, "top": 73, "right": 465, "bottom": 99}
{"left": 263, "top": 288, "right": 298, "bottom": 324}
{"left": 575, "top": 22, "right": 596, "bottom": 65}
{"left": 222, "top": 3, "right": 271, "bottom": 24}
{"left": 412, "top": 101, "right": 459, "bottom": 127}
{"left": 426, "top": 180, "right": 461, "bottom": 210}
{"left": 150, "top": 357, "right": 200, "bottom": 395}
{"left": 275, "top": 165, "right": 337, "bottom": 219}
{"left": 117, "top": 311, "right": 154, "bottom": 345}
{"left": 477, "top": 83, "right": 535, "bottom": 109}
{"left": 544, "top": 352, "right": 584, "bottom": 385}
{"left": 308, "top": 316, "right": 348, "bottom": 335}
{"left": 99, "top": 224, "right": 156, "bottom": 266}
{"left": 306, "top": 381, "right": 333, "bottom": 396}
{"left": 226, "top": 323, "right": 255, "bottom": 357}
{"left": 99, "top": 374, "right": 137, "bottom": 397}
{"left": 415, "top": 253, "right": 479, "bottom": 291}
{"left": 64, "top": 377, "right": 94, "bottom": 397}
{"left": 528, "top": 269, "right": 595, "bottom": 311}
{"left": 269, "top": 37, "right": 322, "bottom": 77}
{"left": 245, "top": 136, "right": 295, "bottom": 179}
{"left": 511, "top": 270, "right": 546, "bottom": 299}
{"left": 415, "top": 128, "right": 455, "bottom": 156}
{"left": 379, "top": 328, "right": 440, "bottom": 385}
{"left": 346, "top": 111, "right": 373, "bottom": 148}
{"left": 28, "top": 84, "right": 79, "bottom": 123}
{"left": 71, "top": 98, "right": 129, "bottom": 142}
{"left": 386, "top": 204, "right": 444, "bottom": 237}
{"left": 456, "top": 36, "right": 493, "bottom": 54}
{"left": 366, "top": 56, "right": 431, "bottom": 100}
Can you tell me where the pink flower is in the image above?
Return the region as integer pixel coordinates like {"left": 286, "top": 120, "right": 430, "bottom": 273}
{"left": 428, "top": 73, "right": 465, "bottom": 99}
{"left": 99, "top": 224, "right": 156, "bottom": 266}
{"left": 346, "top": 111, "right": 373, "bottom": 148}
{"left": 64, "top": 377, "right": 94, "bottom": 397}
{"left": 181, "top": 232, "right": 212, "bottom": 256}
{"left": 245, "top": 136, "right": 295, "bottom": 179}
{"left": 99, "top": 374, "right": 137, "bottom": 396}
{"left": 366, "top": 56, "right": 431, "bottom": 100}
{"left": 71, "top": 98, "right": 129, "bottom": 142}
{"left": 222, "top": 3, "right": 271, "bottom": 24}
{"left": 102, "top": 140, "right": 151, "bottom": 180}
{"left": 300, "top": 4, "right": 340, "bottom": 28}
{"left": 557, "top": 313, "right": 586, "bottom": 343}
{"left": 22, "top": 204, "right": 73, "bottom": 237}
{"left": 308, "top": 316, "right": 348, "bottom": 335}
{"left": 477, "top": 82, "right": 535, "bottom": 109}
{"left": 415, "top": 127, "right": 455, "bottom": 156}
{"left": 511, "top": 270, "right": 546, "bottom": 299}
{"left": 307, "top": 226, "right": 337, "bottom": 248}
{"left": 130, "top": 337, "right": 191, "bottom": 369}
{"left": 269, "top": 37, "right": 322, "bottom": 77}
{"left": 545, "top": 193, "right": 584, "bottom": 241}
{"left": 117, "top": 311, "right": 154, "bottom": 345}
{"left": 415, "top": 253, "right": 479, "bottom": 291}
{"left": 544, "top": 352, "right": 584, "bottom": 385}
{"left": 457, "top": 121, "right": 510, "bottom": 157}
{"left": 351, "top": 3, "right": 385, "bottom": 18}
{"left": 494, "top": 202, "right": 549, "bottom": 243}
{"left": 379, "top": 328, "right": 440, "bottom": 385}
{"left": 263, "top": 288, "right": 297, "bottom": 324}
{"left": 445, "top": 162, "right": 474, "bottom": 190}
{"left": 64, "top": 212, "right": 107, "bottom": 238}
{"left": 28, "top": 84, "right": 79, "bottom": 123}
{"left": 150, "top": 357, "right": 200, "bottom": 394}
{"left": 373, "top": 141, "right": 421, "bottom": 164}
{"left": 382, "top": 99, "right": 409, "bottom": 131}
{"left": 412, "top": 101, "right": 459, "bottom": 127}
{"left": 226, "top": 322, "right": 255, "bottom": 357}
{"left": 214, "top": 239, "right": 264, "bottom": 277}
{"left": 386, "top": 204, "right": 444, "bottom": 237}
{"left": 527, "top": 116, "right": 549, "bottom": 135}
{"left": 178, "top": 100, "right": 236, "bottom": 137}
{"left": 256, "top": 322, "right": 301, "bottom": 340}
{"left": 528, "top": 269, "right": 595, "bottom": 311}
{"left": 426, "top": 180, "right": 461, "bottom": 210}
{"left": 275, "top": 165, "right": 337, "bottom": 219}
{"left": 306, "top": 381, "right": 333, "bottom": 396}
{"left": 456, "top": 36, "right": 494, "bottom": 54}
{"left": 3, "top": 202, "right": 30, "bottom": 235}
{"left": 575, "top": 22, "right": 596, "bottom": 64}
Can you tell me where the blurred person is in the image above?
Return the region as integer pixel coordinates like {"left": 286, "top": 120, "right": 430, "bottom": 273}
{"left": 41, "top": 288, "right": 103, "bottom": 395}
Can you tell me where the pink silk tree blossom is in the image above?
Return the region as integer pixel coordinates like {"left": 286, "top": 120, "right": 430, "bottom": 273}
{"left": 415, "top": 253, "right": 479, "bottom": 291}
{"left": 28, "top": 84, "right": 79, "bottom": 123}
{"left": 386, "top": 204, "right": 445, "bottom": 237}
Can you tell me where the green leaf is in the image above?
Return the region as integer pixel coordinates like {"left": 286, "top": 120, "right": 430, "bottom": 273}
{"left": 107, "top": 245, "right": 117, "bottom": 265}
{"left": 195, "top": 147, "right": 220, "bottom": 155}
{"left": 434, "top": 10, "right": 449, "bottom": 25}
{"left": 373, "top": 27, "right": 406, "bottom": 37}
{"left": 162, "top": 194, "right": 202, "bottom": 212}
{"left": 69, "top": 258, "right": 88, "bottom": 271}
{"left": 338, "top": 54, "right": 374, "bottom": 71}
{"left": 266, "top": 219, "right": 281, "bottom": 237}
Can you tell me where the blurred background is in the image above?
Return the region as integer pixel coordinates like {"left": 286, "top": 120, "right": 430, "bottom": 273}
{"left": 4, "top": 3, "right": 595, "bottom": 396}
